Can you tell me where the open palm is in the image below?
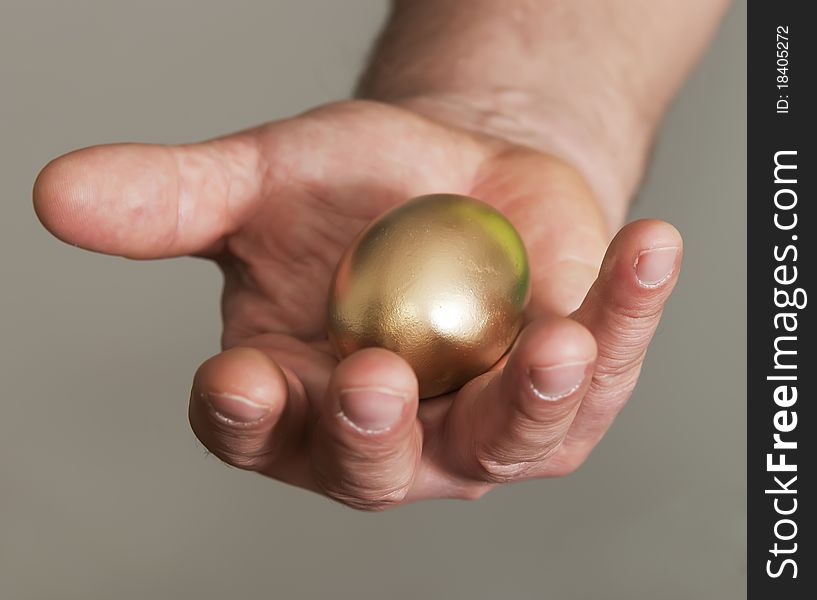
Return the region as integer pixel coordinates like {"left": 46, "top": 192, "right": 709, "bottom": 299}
{"left": 35, "top": 100, "right": 682, "bottom": 508}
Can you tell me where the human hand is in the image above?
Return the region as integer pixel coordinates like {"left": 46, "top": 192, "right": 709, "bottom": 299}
{"left": 34, "top": 100, "right": 681, "bottom": 509}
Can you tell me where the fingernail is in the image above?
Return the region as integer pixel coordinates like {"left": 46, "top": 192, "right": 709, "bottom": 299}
{"left": 635, "top": 247, "right": 678, "bottom": 288}
{"left": 204, "top": 391, "right": 270, "bottom": 423}
{"left": 338, "top": 387, "right": 407, "bottom": 434}
{"left": 528, "top": 362, "right": 589, "bottom": 401}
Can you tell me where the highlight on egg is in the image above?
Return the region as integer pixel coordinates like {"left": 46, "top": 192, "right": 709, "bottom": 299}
{"left": 327, "top": 193, "right": 530, "bottom": 398}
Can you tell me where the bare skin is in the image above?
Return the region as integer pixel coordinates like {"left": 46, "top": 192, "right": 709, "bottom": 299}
{"left": 33, "top": 0, "right": 730, "bottom": 509}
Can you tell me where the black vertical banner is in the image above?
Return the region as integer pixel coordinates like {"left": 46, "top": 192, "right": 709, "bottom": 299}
{"left": 748, "top": 2, "right": 815, "bottom": 598}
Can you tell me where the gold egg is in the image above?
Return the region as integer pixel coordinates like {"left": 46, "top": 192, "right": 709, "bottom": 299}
{"left": 327, "top": 194, "right": 530, "bottom": 398}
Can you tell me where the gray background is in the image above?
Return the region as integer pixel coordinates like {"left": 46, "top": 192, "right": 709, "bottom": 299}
{"left": 0, "top": 1, "right": 746, "bottom": 599}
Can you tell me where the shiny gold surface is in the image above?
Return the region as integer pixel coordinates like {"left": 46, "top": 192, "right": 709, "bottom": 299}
{"left": 327, "top": 194, "right": 530, "bottom": 398}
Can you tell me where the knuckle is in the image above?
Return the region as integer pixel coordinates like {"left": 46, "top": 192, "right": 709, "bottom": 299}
{"left": 605, "top": 306, "right": 663, "bottom": 344}
{"left": 593, "top": 342, "right": 646, "bottom": 389}
{"left": 312, "top": 460, "right": 414, "bottom": 512}
{"left": 472, "top": 428, "right": 565, "bottom": 484}
{"left": 596, "top": 356, "right": 644, "bottom": 386}
{"left": 311, "top": 430, "right": 421, "bottom": 511}
{"left": 215, "top": 436, "right": 280, "bottom": 471}
{"left": 324, "top": 483, "right": 411, "bottom": 512}
{"left": 206, "top": 446, "right": 269, "bottom": 471}
{"left": 188, "top": 399, "right": 283, "bottom": 472}
{"left": 474, "top": 447, "right": 536, "bottom": 483}
{"left": 191, "top": 422, "right": 279, "bottom": 472}
{"left": 612, "top": 296, "right": 666, "bottom": 322}
{"left": 224, "top": 453, "right": 268, "bottom": 471}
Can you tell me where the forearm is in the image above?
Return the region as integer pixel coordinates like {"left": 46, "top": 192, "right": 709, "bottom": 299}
{"left": 358, "top": 0, "right": 730, "bottom": 229}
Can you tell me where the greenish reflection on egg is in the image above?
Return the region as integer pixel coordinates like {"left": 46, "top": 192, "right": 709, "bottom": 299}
{"left": 327, "top": 193, "right": 529, "bottom": 398}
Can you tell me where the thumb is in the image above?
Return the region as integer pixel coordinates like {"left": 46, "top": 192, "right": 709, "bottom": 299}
{"left": 33, "top": 133, "right": 264, "bottom": 259}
